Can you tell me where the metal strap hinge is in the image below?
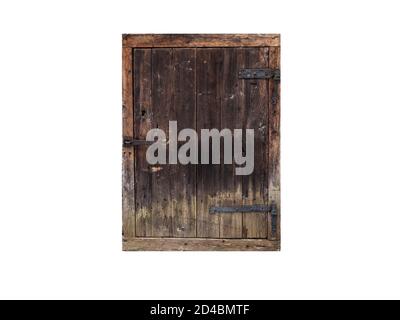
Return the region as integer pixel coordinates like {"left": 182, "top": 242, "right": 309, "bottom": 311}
{"left": 238, "top": 68, "right": 280, "bottom": 80}
{"left": 209, "top": 204, "right": 277, "bottom": 214}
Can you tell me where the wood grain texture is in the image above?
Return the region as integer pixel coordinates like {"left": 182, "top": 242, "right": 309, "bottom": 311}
{"left": 149, "top": 49, "right": 175, "bottom": 237}
{"left": 170, "top": 49, "right": 197, "bottom": 237}
{"left": 123, "top": 238, "right": 280, "bottom": 251}
{"left": 267, "top": 46, "right": 281, "bottom": 240}
{"left": 134, "top": 49, "right": 197, "bottom": 237}
{"left": 241, "top": 48, "right": 269, "bottom": 239}
{"left": 219, "top": 48, "right": 243, "bottom": 238}
{"left": 123, "top": 34, "right": 280, "bottom": 48}
{"left": 134, "top": 49, "right": 153, "bottom": 237}
{"left": 122, "top": 34, "right": 281, "bottom": 250}
{"left": 196, "top": 48, "right": 223, "bottom": 238}
{"left": 122, "top": 47, "right": 135, "bottom": 239}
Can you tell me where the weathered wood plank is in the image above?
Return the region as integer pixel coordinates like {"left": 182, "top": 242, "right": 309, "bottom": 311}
{"left": 134, "top": 49, "right": 197, "bottom": 238}
{"left": 267, "top": 46, "right": 280, "bottom": 240}
{"left": 123, "top": 34, "right": 280, "bottom": 48}
{"left": 241, "top": 48, "right": 269, "bottom": 239}
{"left": 219, "top": 48, "right": 243, "bottom": 238}
{"left": 170, "top": 49, "right": 197, "bottom": 237}
{"left": 123, "top": 238, "right": 280, "bottom": 251}
{"left": 122, "top": 47, "right": 135, "bottom": 239}
{"left": 134, "top": 49, "right": 153, "bottom": 237}
{"left": 150, "top": 48, "right": 175, "bottom": 237}
{"left": 196, "top": 49, "right": 223, "bottom": 238}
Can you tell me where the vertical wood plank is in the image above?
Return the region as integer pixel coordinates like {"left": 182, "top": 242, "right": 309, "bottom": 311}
{"left": 135, "top": 49, "right": 197, "bottom": 238}
{"left": 171, "top": 49, "right": 197, "bottom": 237}
{"left": 134, "top": 49, "right": 153, "bottom": 237}
{"left": 241, "top": 47, "right": 269, "bottom": 238}
{"left": 219, "top": 48, "right": 243, "bottom": 238}
{"left": 267, "top": 46, "right": 281, "bottom": 240}
{"left": 122, "top": 47, "right": 135, "bottom": 239}
{"left": 196, "top": 49, "right": 223, "bottom": 238}
{"left": 151, "top": 48, "right": 175, "bottom": 237}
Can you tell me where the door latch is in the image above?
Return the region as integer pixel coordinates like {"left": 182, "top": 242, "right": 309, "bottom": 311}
{"left": 123, "top": 137, "right": 153, "bottom": 147}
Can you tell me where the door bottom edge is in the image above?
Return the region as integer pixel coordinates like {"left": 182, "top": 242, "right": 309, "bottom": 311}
{"left": 122, "top": 237, "right": 280, "bottom": 251}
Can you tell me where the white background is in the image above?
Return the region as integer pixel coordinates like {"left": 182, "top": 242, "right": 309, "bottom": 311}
{"left": 0, "top": 0, "right": 399, "bottom": 299}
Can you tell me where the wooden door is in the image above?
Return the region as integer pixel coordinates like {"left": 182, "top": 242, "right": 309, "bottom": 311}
{"left": 122, "top": 34, "right": 280, "bottom": 251}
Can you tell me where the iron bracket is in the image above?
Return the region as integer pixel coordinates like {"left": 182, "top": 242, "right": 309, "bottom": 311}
{"left": 123, "top": 137, "right": 153, "bottom": 147}
{"left": 238, "top": 68, "right": 280, "bottom": 80}
{"left": 209, "top": 204, "right": 274, "bottom": 214}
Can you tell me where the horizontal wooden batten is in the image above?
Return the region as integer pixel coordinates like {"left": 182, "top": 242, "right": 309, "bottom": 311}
{"left": 123, "top": 34, "right": 280, "bottom": 48}
{"left": 123, "top": 238, "right": 280, "bottom": 251}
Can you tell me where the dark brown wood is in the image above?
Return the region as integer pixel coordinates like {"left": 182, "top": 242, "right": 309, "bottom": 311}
{"left": 196, "top": 48, "right": 223, "bottom": 238}
{"left": 150, "top": 48, "right": 175, "bottom": 237}
{"left": 134, "top": 49, "right": 197, "bottom": 237}
{"left": 267, "top": 46, "right": 280, "bottom": 241}
{"left": 122, "top": 34, "right": 280, "bottom": 250}
{"left": 122, "top": 47, "right": 135, "bottom": 239}
{"left": 219, "top": 48, "right": 243, "bottom": 238}
{"left": 123, "top": 34, "right": 280, "bottom": 48}
{"left": 170, "top": 49, "right": 197, "bottom": 237}
{"left": 123, "top": 238, "right": 280, "bottom": 251}
{"left": 241, "top": 48, "right": 269, "bottom": 239}
{"left": 133, "top": 49, "right": 153, "bottom": 237}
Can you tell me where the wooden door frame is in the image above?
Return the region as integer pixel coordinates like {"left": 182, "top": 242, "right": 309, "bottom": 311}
{"left": 122, "top": 34, "right": 280, "bottom": 251}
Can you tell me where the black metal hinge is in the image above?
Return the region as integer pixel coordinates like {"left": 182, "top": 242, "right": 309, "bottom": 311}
{"left": 209, "top": 204, "right": 276, "bottom": 214}
{"left": 123, "top": 137, "right": 152, "bottom": 147}
{"left": 239, "top": 68, "right": 280, "bottom": 105}
{"left": 270, "top": 203, "right": 278, "bottom": 235}
{"left": 238, "top": 68, "right": 280, "bottom": 80}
